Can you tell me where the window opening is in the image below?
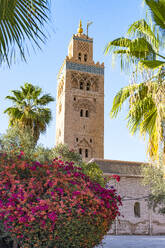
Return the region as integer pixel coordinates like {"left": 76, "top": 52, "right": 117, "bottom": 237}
{"left": 86, "top": 82, "right": 90, "bottom": 91}
{"left": 90, "top": 138, "right": 92, "bottom": 143}
{"left": 84, "top": 54, "right": 87, "bottom": 62}
{"left": 74, "top": 97, "right": 76, "bottom": 101}
{"left": 85, "top": 110, "right": 89, "bottom": 117}
{"left": 79, "top": 148, "right": 82, "bottom": 155}
{"left": 85, "top": 149, "right": 88, "bottom": 158}
{"left": 80, "top": 82, "right": 84, "bottom": 90}
{"left": 78, "top": 53, "right": 81, "bottom": 61}
{"left": 80, "top": 109, "right": 83, "bottom": 117}
{"left": 134, "top": 202, "right": 140, "bottom": 218}
{"left": 76, "top": 138, "right": 78, "bottom": 142}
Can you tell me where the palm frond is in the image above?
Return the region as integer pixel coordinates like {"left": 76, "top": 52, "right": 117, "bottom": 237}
{"left": 145, "top": 0, "right": 165, "bottom": 32}
{"left": 140, "top": 107, "right": 158, "bottom": 136}
{"left": 0, "top": 0, "right": 50, "bottom": 66}
{"left": 5, "top": 96, "right": 19, "bottom": 103}
{"left": 7, "top": 90, "right": 23, "bottom": 102}
{"left": 37, "top": 94, "right": 55, "bottom": 105}
{"left": 127, "top": 19, "right": 159, "bottom": 51}
{"left": 104, "top": 37, "right": 132, "bottom": 55}
{"left": 127, "top": 93, "right": 154, "bottom": 133}
{"left": 110, "top": 83, "right": 143, "bottom": 118}
{"left": 139, "top": 59, "right": 165, "bottom": 69}
{"left": 4, "top": 107, "right": 23, "bottom": 125}
{"left": 105, "top": 35, "right": 157, "bottom": 71}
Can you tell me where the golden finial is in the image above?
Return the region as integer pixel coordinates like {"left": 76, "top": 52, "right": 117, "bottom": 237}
{"left": 77, "top": 20, "right": 83, "bottom": 34}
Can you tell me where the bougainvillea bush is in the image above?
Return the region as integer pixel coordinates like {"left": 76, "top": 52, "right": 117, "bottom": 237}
{"left": 0, "top": 153, "right": 121, "bottom": 248}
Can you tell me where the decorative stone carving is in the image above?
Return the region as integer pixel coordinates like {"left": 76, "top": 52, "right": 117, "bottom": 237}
{"left": 78, "top": 138, "right": 91, "bottom": 147}
{"left": 73, "top": 98, "right": 96, "bottom": 113}
{"left": 70, "top": 72, "right": 99, "bottom": 92}
{"left": 77, "top": 41, "right": 89, "bottom": 53}
{"left": 72, "top": 78, "right": 78, "bottom": 89}
{"left": 77, "top": 138, "right": 93, "bottom": 158}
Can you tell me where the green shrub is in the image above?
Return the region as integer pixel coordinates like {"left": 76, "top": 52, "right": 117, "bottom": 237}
{"left": 81, "top": 162, "right": 106, "bottom": 187}
{"left": 0, "top": 124, "right": 35, "bottom": 158}
{"left": 142, "top": 158, "right": 165, "bottom": 214}
{"left": 51, "top": 143, "right": 82, "bottom": 165}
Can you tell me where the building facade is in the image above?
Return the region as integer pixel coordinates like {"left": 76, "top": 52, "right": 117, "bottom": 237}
{"left": 91, "top": 159, "right": 165, "bottom": 235}
{"left": 56, "top": 21, "right": 104, "bottom": 161}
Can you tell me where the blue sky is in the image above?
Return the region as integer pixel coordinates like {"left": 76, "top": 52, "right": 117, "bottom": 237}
{"left": 0, "top": 0, "right": 148, "bottom": 162}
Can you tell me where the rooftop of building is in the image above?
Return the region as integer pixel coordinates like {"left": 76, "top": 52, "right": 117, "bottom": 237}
{"left": 89, "top": 158, "right": 147, "bottom": 177}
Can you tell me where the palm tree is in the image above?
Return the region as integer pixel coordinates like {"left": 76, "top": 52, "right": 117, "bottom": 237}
{"left": 105, "top": 0, "right": 165, "bottom": 161}
{"left": 0, "top": 0, "right": 50, "bottom": 67}
{"left": 4, "top": 83, "right": 54, "bottom": 144}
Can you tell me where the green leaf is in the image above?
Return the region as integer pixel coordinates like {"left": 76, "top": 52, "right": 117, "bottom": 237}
{"left": 139, "top": 59, "right": 165, "bottom": 69}
{"left": 145, "top": 0, "right": 165, "bottom": 31}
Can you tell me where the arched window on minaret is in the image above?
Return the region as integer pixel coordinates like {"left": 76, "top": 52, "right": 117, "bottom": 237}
{"left": 78, "top": 52, "right": 81, "bottom": 61}
{"left": 80, "top": 109, "right": 83, "bottom": 117}
{"left": 85, "top": 149, "right": 88, "bottom": 158}
{"left": 84, "top": 54, "right": 87, "bottom": 62}
{"left": 85, "top": 110, "right": 89, "bottom": 117}
{"left": 86, "top": 82, "right": 90, "bottom": 91}
{"left": 80, "top": 81, "right": 84, "bottom": 90}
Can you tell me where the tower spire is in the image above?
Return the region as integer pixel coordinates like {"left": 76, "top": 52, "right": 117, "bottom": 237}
{"left": 77, "top": 20, "right": 83, "bottom": 34}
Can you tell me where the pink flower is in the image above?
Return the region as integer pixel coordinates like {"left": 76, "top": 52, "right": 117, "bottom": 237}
{"left": 18, "top": 151, "right": 24, "bottom": 159}
{"left": 48, "top": 212, "right": 57, "bottom": 221}
{"left": 30, "top": 165, "right": 37, "bottom": 171}
{"left": 19, "top": 216, "right": 27, "bottom": 223}
{"left": 56, "top": 188, "right": 64, "bottom": 194}
{"left": 112, "top": 175, "right": 120, "bottom": 182}
{"left": 41, "top": 220, "right": 46, "bottom": 227}
{"left": 72, "top": 191, "right": 81, "bottom": 196}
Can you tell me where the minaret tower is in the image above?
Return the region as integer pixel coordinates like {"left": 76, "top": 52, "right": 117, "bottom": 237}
{"left": 56, "top": 21, "right": 104, "bottom": 161}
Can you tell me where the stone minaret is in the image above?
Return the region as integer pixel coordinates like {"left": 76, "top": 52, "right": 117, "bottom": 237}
{"left": 56, "top": 21, "right": 104, "bottom": 161}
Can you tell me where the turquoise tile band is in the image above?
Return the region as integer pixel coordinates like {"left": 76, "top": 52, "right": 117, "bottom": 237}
{"left": 66, "top": 61, "right": 104, "bottom": 75}
{"left": 73, "top": 37, "right": 93, "bottom": 43}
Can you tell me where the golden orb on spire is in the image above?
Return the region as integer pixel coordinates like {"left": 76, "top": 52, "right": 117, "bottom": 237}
{"left": 77, "top": 20, "right": 83, "bottom": 34}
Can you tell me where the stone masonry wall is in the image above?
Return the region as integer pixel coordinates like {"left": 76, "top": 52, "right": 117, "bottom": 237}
{"left": 108, "top": 175, "right": 165, "bottom": 235}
